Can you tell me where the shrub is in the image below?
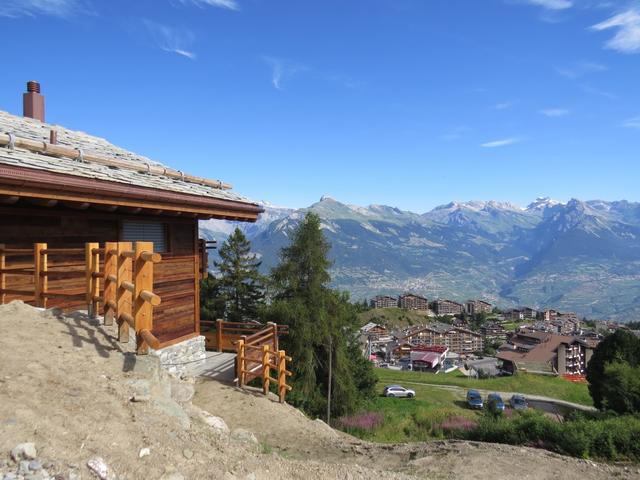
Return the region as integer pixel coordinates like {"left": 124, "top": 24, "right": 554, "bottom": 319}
{"left": 337, "top": 411, "right": 384, "bottom": 432}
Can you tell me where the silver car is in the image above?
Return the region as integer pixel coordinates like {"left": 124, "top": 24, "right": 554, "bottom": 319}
{"left": 383, "top": 385, "right": 415, "bottom": 398}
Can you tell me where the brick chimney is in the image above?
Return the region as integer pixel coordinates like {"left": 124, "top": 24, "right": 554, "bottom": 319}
{"left": 23, "top": 81, "right": 45, "bottom": 122}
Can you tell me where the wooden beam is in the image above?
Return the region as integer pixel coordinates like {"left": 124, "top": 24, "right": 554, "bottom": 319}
{"left": 28, "top": 198, "right": 58, "bottom": 208}
{"left": 0, "top": 196, "right": 19, "bottom": 205}
{"left": 61, "top": 201, "right": 90, "bottom": 210}
{"left": 93, "top": 204, "right": 118, "bottom": 213}
{"left": 117, "top": 241, "right": 133, "bottom": 343}
{"left": 134, "top": 241, "right": 154, "bottom": 354}
{"left": 85, "top": 242, "right": 100, "bottom": 318}
{"left": 120, "top": 207, "right": 141, "bottom": 214}
{"left": 34, "top": 243, "right": 47, "bottom": 308}
{"left": 0, "top": 185, "right": 259, "bottom": 221}
{"left": 103, "top": 241, "right": 117, "bottom": 326}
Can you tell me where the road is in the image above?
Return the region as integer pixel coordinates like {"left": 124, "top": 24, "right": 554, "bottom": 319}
{"left": 396, "top": 379, "right": 596, "bottom": 413}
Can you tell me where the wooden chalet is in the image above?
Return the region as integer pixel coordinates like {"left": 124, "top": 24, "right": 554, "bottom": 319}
{"left": 0, "top": 81, "right": 263, "bottom": 349}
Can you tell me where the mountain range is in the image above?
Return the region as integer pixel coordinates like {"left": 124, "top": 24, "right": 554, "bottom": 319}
{"left": 200, "top": 197, "right": 640, "bottom": 322}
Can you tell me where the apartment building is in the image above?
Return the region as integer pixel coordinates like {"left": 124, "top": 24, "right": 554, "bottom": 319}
{"left": 370, "top": 295, "right": 398, "bottom": 309}
{"left": 497, "top": 330, "right": 594, "bottom": 375}
{"left": 465, "top": 299, "right": 493, "bottom": 315}
{"left": 399, "top": 293, "right": 429, "bottom": 311}
{"left": 481, "top": 322, "right": 507, "bottom": 343}
{"left": 402, "top": 322, "right": 483, "bottom": 355}
{"left": 432, "top": 299, "right": 464, "bottom": 316}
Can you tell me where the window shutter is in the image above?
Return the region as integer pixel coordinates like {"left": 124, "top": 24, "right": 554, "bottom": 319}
{"left": 121, "top": 222, "right": 167, "bottom": 252}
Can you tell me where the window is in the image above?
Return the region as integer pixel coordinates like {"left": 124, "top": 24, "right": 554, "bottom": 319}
{"left": 121, "top": 221, "right": 168, "bottom": 252}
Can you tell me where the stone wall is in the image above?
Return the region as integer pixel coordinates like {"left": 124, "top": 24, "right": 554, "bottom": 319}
{"left": 150, "top": 335, "right": 207, "bottom": 376}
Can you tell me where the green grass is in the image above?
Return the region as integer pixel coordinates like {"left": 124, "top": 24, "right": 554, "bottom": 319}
{"left": 375, "top": 368, "right": 593, "bottom": 406}
{"left": 344, "top": 382, "right": 479, "bottom": 443}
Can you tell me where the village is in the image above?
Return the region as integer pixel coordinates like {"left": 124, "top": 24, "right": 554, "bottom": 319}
{"left": 361, "top": 294, "right": 632, "bottom": 379}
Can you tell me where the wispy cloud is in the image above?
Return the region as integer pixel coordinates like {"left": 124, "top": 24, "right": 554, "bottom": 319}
{"left": 262, "top": 56, "right": 308, "bottom": 90}
{"left": 591, "top": 8, "right": 640, "bottom": 54}
{"left": 510, "top": 0, "right": 573, "bottom": 10}
{"left": 556, "top": 60, "right": 607, "bottom": 79}
{"left": 491, "top": 101, "right": 516, "bottom": 110}
{"left": 143, "top": 19, "right": 197, "bottom": 60}
{"left": 481, "top": 138, "right": 521, "bottom": 148}
{"left": 580, "top": 83, "right": 617, "bottom": 99}
{"left": 539, "top": 108, "right": 570, "bottom": 117}
{"left": 622, "top": 115, "right": 640, "bottom": 129}
{"left": 0, "top": 0, "right": 87, "bottom": 18}
{"left": 175, "top": 0, "right": 239, "bottom": 11}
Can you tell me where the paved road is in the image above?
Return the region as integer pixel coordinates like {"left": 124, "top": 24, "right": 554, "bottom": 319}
{"left": 396, "top": 380, "right": 596, "bottom": 412}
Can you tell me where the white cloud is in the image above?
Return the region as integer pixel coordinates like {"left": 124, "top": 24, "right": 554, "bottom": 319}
{"left": 515, "top": 0, "right": 573, "bottom": 10}
{"left": 262, "top": 57, "right": 308, "bottom": 90}
{"left": 539, "top": 108, "right": 570, "bottom": 117}
{"left": 143, "top": 20, "right": 197, "bottom": 60}
{"left": 0, "top": 0, "right": 86, "bottom": 18}
{"left": 556, "top": 61, "right": 607, "bottom": 79}
{"left": 492, "top": 101, "right": 516, "bottom": 110}
{"left": 591, "top": 9, "right": 640, "bottom": 54}
{"left": 176, "top": 0, "right": 239, "bottom": 10}
{"left": 622, "top": 116, "right": 640, "bottom": 129}
{"left": 481, "top": 138, "right": 521, "bottom": 148}
{"left": 580, "top": 83, "right": 617, "bottom": 99}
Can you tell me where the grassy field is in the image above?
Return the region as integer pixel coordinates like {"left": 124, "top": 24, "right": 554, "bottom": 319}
{"left": 375, "top": 368, "right": 592, "bottom": 406}
{"left": 341, "top": 381, "right": 478, "bottom": 443}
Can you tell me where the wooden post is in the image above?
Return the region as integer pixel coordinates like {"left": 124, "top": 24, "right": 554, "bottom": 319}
{"left": 270, "top": 322, "right": 279, "bottom": 353}
{"left": 216, "top": 319, "right": 223, "bottom": 352}
{"left": 237, "top": 337, "right": 246, "bottom": 387}
{"left": 103, "top": 242, "right": 117, "bottom": 326}
{"left": 0, "top": 244, "right": 5, "bottom": 305}
{"left": 85, "top": 242, "right": 99, "bottom": 317}
{"left": 278, "top": 350, "right": 286, "bottom": 403}
{"left": 262, "top": 344, "right": 270, "bottom": 395}
{"left": 116, "top": 242, "right": 133, "bottom": 343}
{"left": 134, "top": 241, "right": 154, "bottom": 355}
{"left": 34, "top": 243, "right": 47, "bottom": 308}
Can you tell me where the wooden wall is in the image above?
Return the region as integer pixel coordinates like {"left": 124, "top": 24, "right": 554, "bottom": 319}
{"left": 0, "top": 205, "right": 200, "bottom": 345}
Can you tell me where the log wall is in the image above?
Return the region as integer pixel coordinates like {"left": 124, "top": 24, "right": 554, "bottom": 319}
{"left": 0, "top": 205, "right": 200, "bottom": 344}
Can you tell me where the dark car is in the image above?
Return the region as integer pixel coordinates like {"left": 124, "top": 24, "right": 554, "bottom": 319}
{"left": 487, "top": 393, "right": 505, "bottom": 412}
{"left": 466, "top": 389, "right": 483, "bottom": 409}
{"left": 509, "top": 394, "right": 528, "bottom": 410}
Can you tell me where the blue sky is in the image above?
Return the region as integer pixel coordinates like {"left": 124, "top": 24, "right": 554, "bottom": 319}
{"left": 1, "top": 0, "right": 639, "bottom": 211}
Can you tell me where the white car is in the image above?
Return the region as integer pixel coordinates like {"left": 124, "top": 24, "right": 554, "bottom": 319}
{"left": 383, "top": 385, "right": 415, "bottom": 398}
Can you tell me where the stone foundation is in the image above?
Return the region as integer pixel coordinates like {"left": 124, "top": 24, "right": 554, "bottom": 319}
{"left": 150, "top": 335, "right": 207, "bottom": 377}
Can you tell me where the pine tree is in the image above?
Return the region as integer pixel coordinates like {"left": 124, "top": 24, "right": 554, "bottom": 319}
{"left": 200, "top": 275, "right": 226, "bottom": 321}
{"left": 266, "top": 213, "right": 376, "bottom": 419}
{"left": 215, "top": 228, "right": 265, "bottom": 322}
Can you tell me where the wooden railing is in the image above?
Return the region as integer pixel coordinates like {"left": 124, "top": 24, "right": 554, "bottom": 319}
{"left": 236, "top": 323, "right": 293, "bottom": 403}
{"left": 200, "top": 319, "right": 289, "bottom": 352}
{"left": 0, "top": 241, "right": 162, "bottom": 355}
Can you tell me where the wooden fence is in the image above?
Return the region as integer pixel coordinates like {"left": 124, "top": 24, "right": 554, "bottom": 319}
{"left": 236, "top": 323, "right": 293, "bottom": 403}
{"left": 0, "top": 241, "right": 161, "bottom": 355}
{"left": 200, "top": 319, "right": 289, "bottom": 352}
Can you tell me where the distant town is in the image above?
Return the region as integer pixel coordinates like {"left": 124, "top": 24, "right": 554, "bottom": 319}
{"left": 361, "top": 293, "right": 638, "bottom": 380}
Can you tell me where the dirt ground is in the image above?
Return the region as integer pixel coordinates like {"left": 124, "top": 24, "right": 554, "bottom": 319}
{"left": 1, "top": 301, "right": 638, "bottom": 480}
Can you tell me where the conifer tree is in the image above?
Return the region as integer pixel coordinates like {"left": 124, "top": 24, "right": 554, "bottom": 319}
{"left": 267, "top": 213, "right": 376, "bottom": 419}
{"left": 215, "top": 228, "right": 265, "bottom": 322}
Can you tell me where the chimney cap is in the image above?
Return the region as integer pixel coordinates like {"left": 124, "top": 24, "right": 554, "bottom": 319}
{"left": 27, "top": 81, "right": 41, "bottom": 94}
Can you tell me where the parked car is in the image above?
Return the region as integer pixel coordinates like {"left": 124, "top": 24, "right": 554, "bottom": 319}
{"left": 486, "top": 393, "right": 505, "bottom": 412}
{"left": 509, "top": 394, "right": 528, "bottom": 410}
{"left": 467, "top": 390, "right": 484, "bottom": 410}
{"left": 466, "top": 389, "right": 483, "bottom": 409}
{"left": 383, "top": 385, "right": 415, "bottom": 398}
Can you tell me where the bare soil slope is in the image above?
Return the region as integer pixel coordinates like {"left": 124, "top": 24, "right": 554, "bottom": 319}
{"left": 0, "top": 301, "right": 637, "bottom": 480}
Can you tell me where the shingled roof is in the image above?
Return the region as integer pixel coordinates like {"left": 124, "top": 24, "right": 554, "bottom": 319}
{"left": 0, "top": 110, "right": 258, "bottom": 208}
